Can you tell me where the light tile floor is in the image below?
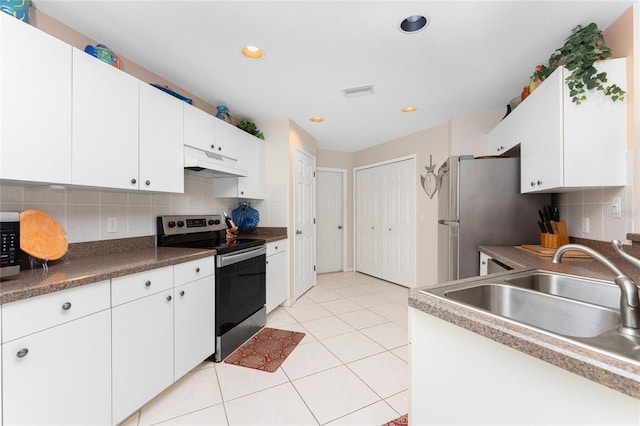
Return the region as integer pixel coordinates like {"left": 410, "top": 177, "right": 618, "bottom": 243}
{"left": 121, "top": 272, "right": 409, "bottom": 426}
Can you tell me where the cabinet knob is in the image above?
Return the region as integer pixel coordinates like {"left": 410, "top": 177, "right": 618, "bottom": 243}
{"left": 131, "top": 178, "right": 137, "bottom": 184}
{"left": 240, "top": 191, "right": 244, "bottom": 195}
{"left": 275, "top": 246, "right": 278, "bottom": 250}
{"left": 371, "top": 226, "right": 374, "bottom": 230}
{"left": 145, "top": 280, "right": 151, "bottom": 287}
{"left": 166, "top": 295, "right": 172, "bottom": 302}
{"left": 195, "top": 267, "right": 200, "bottom": 273}
{"left": 218, "top": 147, "right": 222, "bottom": 151}
{"left": 145, "top": 180, "right": 151, "bottom": 186}
{"left": 481, "top": 260, "right": 487, "bottom": 265}
{"left": 180, "top": 290, "right": 185, "bottom": 297}
{"left": 266, "top": 260, "right": 269, "bottom": 265}
{"left": 16, "top": 348, "right": 29, "bottom": 358}
{"left": 537, "top": 180, "right": 542, "bottom": 185}
{"left": 211, "top": 144, "right": 215, "bottom": 149}
{"left": 530, "top": 181, "right": 536, "bottom": 187}
{"left": 62, "top": 302, "right": 72, "bottom": 311}
{"left": 338, "top": 226, "right": 343, "bottom": 230}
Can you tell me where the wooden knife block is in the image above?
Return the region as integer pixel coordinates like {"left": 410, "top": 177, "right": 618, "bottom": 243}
{"left": 540, "top": 220, "right": 570, "bottom": 249}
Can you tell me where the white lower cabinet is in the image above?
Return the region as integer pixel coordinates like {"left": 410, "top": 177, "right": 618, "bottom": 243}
{"left": 3, "top": 309, "right": 111, "bottom": 426}
{"left": 410, "top": 307, "right": 640, "bottom": 424}
{"left": 112, "top": 288, "right": 174, "bottom": 425}
{"left": 174, "top": 276, "right": 215, "bottom": 379}
{"left": 266, "top": 240, "right": 288, "bottom": 313}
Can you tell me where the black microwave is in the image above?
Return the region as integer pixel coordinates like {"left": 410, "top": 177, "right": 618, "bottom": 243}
{"left": 1, "top": 212, "right": 20, "bottom": 278}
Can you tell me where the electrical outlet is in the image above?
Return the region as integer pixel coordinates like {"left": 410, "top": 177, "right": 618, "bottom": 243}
{"left": 582, "top": 217, "right": 590, "bottom": 234}
{"left": 107, "top": 217, "right": 118, "bottom": 233}
{"left": 612, "top": 197, "right": 622, "bottom": 219}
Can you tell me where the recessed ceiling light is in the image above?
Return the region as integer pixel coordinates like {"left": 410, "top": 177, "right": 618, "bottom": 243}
{"left": 402, "top": 106, "right": 417, "bottom": 113}
{"left": 399, "top": 15, "right": 428, "bottom": 33}
{"left": 310, "top": 117, "right": 324, "bottom": 123}
{"left": 241, "top": 45, "right": 264, "bottom": 60}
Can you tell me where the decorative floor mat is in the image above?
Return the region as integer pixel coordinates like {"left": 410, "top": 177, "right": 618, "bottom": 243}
{"left": 224, "top": 327, "right": 305, "bottom": 373}
{"left": 382, "top": 413, "right": 408, "bottom": 426}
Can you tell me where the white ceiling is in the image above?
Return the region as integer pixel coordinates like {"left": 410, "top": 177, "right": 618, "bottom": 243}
{"left": 33, "top": 0, "right": 635, "bottom": 152}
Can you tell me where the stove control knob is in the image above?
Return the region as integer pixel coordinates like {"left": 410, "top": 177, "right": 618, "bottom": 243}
{"left": 177, "top": 221, "right": 185, "bottom": 227}
{"left": 167, "top": 221, "right": 176, "bottom": 228}
{"left": 208, "top": 219, "right": 215, "bottom": 225}
{"left": 213, "top": 219, "right": 221, "bottom": 225}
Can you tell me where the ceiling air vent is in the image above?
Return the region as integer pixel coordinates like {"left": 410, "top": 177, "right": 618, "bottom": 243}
{"left": 343, "top": 85, "right": 375, "bottom": 98}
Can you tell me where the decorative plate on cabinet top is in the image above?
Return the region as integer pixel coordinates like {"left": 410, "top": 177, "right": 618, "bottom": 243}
{"left": 19, "top": 209, "right": 68, "bottom": 261}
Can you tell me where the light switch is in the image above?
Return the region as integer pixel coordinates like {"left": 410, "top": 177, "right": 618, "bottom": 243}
{"left": 582, "top": 217, "right": 590, "bottom": 234}
{"left": 612, "top": 197, "right": 622, "bottom": 219}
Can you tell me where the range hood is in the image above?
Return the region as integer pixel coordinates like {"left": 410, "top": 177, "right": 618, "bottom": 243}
{"left": 184, "top": 145, "right": 248, "bottom": 177}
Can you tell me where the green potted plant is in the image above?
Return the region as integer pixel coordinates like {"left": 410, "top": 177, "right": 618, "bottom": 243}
{"left": 237, "top": 121, "right": 265, "bottom": 140}
{"left": 529, "top": 23, "right": 625, "bottom": 105}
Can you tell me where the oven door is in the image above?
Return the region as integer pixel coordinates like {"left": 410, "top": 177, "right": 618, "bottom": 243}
{"left": 215, "top": 245, "right": 267, "bottom": 338}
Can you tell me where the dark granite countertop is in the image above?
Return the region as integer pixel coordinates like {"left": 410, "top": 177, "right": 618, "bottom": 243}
{"left": 409, "top": 244, "right": 640, "bottom": 400}
{"left": 0, "top": 247, "right": 215, "bottom": 304}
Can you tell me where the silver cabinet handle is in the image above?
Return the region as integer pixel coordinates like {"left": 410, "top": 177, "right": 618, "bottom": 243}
{"left": 145, "top": 280, "right": 151, "bottom": 287}
{"left": 166, "top": 295, "right": 172, "bottom": 302}
{"left": 16, "top": 348, "right": 28, "bottom": 358}
{"left": 537, "top": 180, "right": 542, "bottom": 185}
{"left": 180, "top": 290, "right": 185, "bottom": 297}
{"left": 131, "top": 178, "right": 137, "bottom": 184}
{"left": 145, "top": 180, "right": 151, "bottom": 186}
{"left": 62, "top": 302, "right": 72, "bottom": 311}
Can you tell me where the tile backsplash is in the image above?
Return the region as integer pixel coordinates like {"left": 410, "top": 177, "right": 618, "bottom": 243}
{"left": 0, "top": 172, "right": 286, "bottom": 243}
{"left": 553, "top": 150, "right": 635, "bottom": 244}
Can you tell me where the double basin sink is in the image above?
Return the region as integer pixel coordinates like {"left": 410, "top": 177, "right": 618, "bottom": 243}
{"left": 422, "top": 270, "right": 640, "bottom": 363}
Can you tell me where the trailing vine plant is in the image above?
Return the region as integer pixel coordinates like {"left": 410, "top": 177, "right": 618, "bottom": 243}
{"left": 530, "top": 23, "right": 625, "bottom": 105}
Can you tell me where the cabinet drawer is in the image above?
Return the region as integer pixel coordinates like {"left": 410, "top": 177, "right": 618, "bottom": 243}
{"left": 2, "top": 280, "right": 110, "bottom": 342}
{"left": 112, "top": 266, "right": 173, "bottom": 306}
{"left": 174, "top": 257, "right": 214, "bottom": 287}
{"left": 266, "top": 240, "right": 287, "bottom": 257}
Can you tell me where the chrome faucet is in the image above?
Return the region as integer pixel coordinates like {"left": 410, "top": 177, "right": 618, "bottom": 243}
{"left": 552, "top": 243, "right": 640, "bottom": 331}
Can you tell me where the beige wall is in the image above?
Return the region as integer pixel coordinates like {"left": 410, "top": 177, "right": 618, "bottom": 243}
{"left": 450, "top": 109, "right": 505, "bottom": 157}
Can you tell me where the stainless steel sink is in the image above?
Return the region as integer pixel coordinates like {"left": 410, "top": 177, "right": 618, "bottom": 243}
{"left": 505, "top": 271, "right": 620, "bottom": 309}
{"left": 420, "top": 269, "right": 640, "bottom": 364}
{"left": 443, "top": 283, "right": 620, "bottom": 338}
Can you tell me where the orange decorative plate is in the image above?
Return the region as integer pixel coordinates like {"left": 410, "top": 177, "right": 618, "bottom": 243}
{"left": 19, "top": 210, "right": 68, "bottom": 261}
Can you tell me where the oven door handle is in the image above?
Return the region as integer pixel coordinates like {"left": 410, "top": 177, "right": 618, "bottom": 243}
{"left": 216, "top": 245, "right": 267, "bottom": 268}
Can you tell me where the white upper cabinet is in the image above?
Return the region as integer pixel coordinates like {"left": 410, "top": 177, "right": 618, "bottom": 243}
{"left": 139, "top": 83, "right": 184, "bottom": 193}
{"left": 72, "top": 48, "right": 140, "bottom": 190}
{"left": 0, "top": 13, "right": 72, "bottom": 184}
{"left": 184, "top": 103, "right": 215, "bottom": 152}
{"left": 214, "top": 130, "right": 265, "bottom": 199}
{"left": 487, "top": 58, "right": 627, "bottom": 193}
{"left": 212, "top": 118, "right": 242, "bottom": 160}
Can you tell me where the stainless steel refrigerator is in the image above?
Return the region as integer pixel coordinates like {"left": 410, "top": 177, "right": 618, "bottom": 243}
{"left": 437, "top": 155, "right": 550, "bottom": 282}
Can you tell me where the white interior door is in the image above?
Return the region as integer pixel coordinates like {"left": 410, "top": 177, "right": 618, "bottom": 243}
{"left": 294, "top": 147, "right": 316, "bottom": 299}
{"left": 355, "top": 167, "right": 381, "bottom": 277}
{"left": 317, "top": 169, "right": 344, "bottom": 273}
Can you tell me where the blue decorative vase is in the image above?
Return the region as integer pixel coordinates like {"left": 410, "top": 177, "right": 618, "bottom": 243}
{"left": 216, "top": 105, "right": 231, "bottom": 123}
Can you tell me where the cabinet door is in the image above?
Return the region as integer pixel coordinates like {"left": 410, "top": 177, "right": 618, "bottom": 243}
{"left": 212, "top": 118, "right": 241, "bottom": 160}
{"left": 72, "top": 48, "right": 139, "bottom": 189}
{"left": 0, "top": 13, "right": 72, "bottom": 184}
{"left": 214, "top": 132, "right": 265, "bottom": 199}
{"left": 174, "top": 276, "right": 215, "bottom": 380}
{"left": 3, "top": 310, "right": 111, "bottom": 426}
{"left": 479, "top": 252, "right": 491, "bottom": 276}
{"left": 266, "top": 249, "right": 288, "bottom": 313}
{"left": 183, "top": 103, "right": 215, "bottom": 152}
{"left": 112, "top": 290, "right": 174, "bottom": 424}
{"left": 139, "top": 82, "right": 184, "bottom": 193}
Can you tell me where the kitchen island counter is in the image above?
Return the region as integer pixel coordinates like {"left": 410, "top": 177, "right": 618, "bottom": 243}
{"left": 409, "top": 245, "right": 640, "bottom": 402}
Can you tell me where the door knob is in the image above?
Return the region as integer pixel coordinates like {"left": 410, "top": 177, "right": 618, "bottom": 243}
{"left": 296, "top": 230, "right": 302, "bottom": 235}
{"left": 338, "top": 225, "right": 343, "bottom": 229}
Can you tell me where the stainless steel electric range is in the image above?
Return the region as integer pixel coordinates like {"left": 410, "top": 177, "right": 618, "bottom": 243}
{"left": 157, "top": 215, "right": 266, "bottom": 362}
